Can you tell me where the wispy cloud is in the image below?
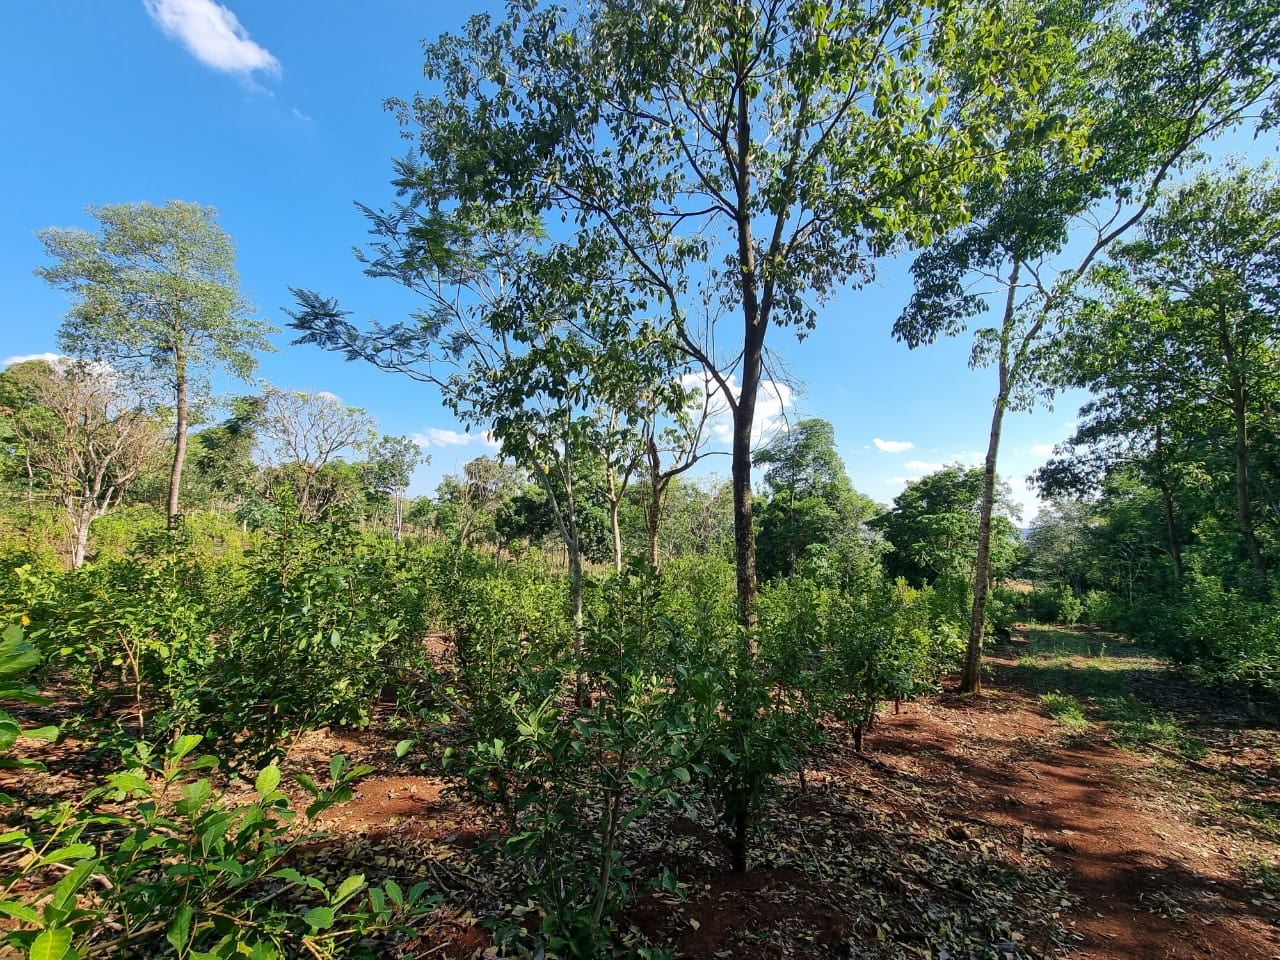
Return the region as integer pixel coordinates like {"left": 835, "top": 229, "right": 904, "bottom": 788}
{"left": 1031, "top": 443, "right": 1056, "bottom": 457}
{"left": 873, "top": 438, "right": 913, "bottom": 453}
{"left": 3, "top": 352, "right": 62, "bottom": 368}
{"left": 143, "top": 0, "right": 280, "bottom": 78}
{"left": 413, "top": 427, "right": 498, "bottom": 450}
{"left": 291, "top": 107, "right": 312, "bottom": 123}
{"left": 905, "top": 460, "right": 944, "bottom": 473}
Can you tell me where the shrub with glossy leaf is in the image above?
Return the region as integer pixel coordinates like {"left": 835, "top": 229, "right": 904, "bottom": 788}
{"left": 0, "top": 737, "right": 434, "bottom": 959}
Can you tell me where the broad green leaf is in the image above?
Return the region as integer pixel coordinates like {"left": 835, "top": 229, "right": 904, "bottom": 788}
{"left": 166, "top": 904, "right": 194, "bottom": 953}
{"left": 333, "top": 873, "right": 366, "bottom": 905}
{"left": 28, "top": 927, "right": 73, "bottom": 960}
{"left": 255, "top": 765, "right": 282, "bottom": 797}
{"left": 302, "top": 906, "right": 335, "bottom": 930}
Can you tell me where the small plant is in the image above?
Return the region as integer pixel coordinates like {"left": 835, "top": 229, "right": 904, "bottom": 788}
{"left": 1039, "top": 691, "right": 1089, "bottom": 732}
{"left": 0, "top": 739, "right": 436, "bottom": 959}
{"left": 459, "top": 566, "right": 717, "bottom": 957}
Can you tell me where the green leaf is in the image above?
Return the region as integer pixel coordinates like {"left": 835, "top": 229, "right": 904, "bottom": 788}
{"left": 0, "top": 899, "right": 40, "bottom": 923}
{"left": 170, "top": 734, "right": 204, "bottom": 763}
{"left": 394, "top": 739, "right": 414, "bottom": 759}
{"left": 38, "top": 844, "right": 96, "bottom": 867}
{"left": 28, "top": 927, "right": 73, "bottom": 960}
{"left": 0, "top": 626, "right": 40, "bottom": 678}
{"left": 255, "top": 765, "right": 282, "bottom": 797}
{"left": 166, "top": 904, "right": 194, "bottom": 953}
{"left": 333, "top": 873, "right": 366, "bottom": 905}
{"left": 302, "top": 906, "right": 335, "bottom": 930}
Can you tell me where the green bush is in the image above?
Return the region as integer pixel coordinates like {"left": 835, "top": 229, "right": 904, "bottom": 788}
{"left": 458, "top": 567, "right": 719, "bottom": 956}
{"left": 1027, "top": 584, "right": 1083, "bottom": 625}
{"left": 1080, "top": 589, "right": 1121, "bottom": 628}
{"left": 985, "top": 584, "right": 1030, "bottom": 630}
{"left": 1, "top": 739, "right": 434, "bottom": 959}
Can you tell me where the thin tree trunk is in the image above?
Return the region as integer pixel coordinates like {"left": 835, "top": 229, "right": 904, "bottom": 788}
{"left": 731, "top": 73, "right": 764, "bottom": 638}
{"left": 607, "top": 469, "right": 623, "bottom": 574}
{"left": 1156, "top": 475, "right": 1184, "bottom": 588}
{"left": 1218, "top": 304, "right": 1265, "bottom": 593}
{"left": 166, "top": 359, "right": 188, "bottom": 530}
{"left": 961, "top": 264, "right": 1020, "bottom": 695}
{"left": 70, "top": 499, "right": 93, "bottom": 568}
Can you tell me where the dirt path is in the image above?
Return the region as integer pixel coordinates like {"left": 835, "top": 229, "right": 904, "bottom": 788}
{"left": 7, "top": 636, "right": 1279, "bottom": 959}
{"left": 864, "top": 645, "right": 1280, "bottom": 960}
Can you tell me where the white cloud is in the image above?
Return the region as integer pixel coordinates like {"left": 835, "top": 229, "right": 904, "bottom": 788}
{"left": 948, "top": 450, "right": 984, "bottom": 464}
{"left": 873, "top": 438, "right": 914, "bottom": 453}
{"left": 291, "top": 107, "right": 312, "bottom": 123}
{"left": 681, "top": 371, "right": 795, "bottom": 447}
{"left": 905, "top": 460, "right": 944, "bottom": 473}
{"left": 144, "top": 0, "right": 280, "bottom": 78}
{"left": 413, "top": 427, "right": 498, "bottom": 449}
{"left": 3, "top": 352, "right": 63, "bottom": 368}
{"left": 1031, "top": 443, "right": 1056, "bottom": 457}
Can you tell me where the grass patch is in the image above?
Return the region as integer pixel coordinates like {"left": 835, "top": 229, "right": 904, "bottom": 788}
{"left": 1013, "top": 627, "right": 1206, "bottom": 759}
{"left": 1039, "top": 692, "right": 1089, "bottom": 732}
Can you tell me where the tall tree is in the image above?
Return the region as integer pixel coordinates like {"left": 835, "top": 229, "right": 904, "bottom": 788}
{"left": 752, "top": 418, "right": 878, "bottom": 580}
{"left": 292, "top": 0, "right": 1065, "bottom": 641}
{"left": 3, "top": 359, "right": 163, "bottom": 566}
{"left": 36, "top": 201, "right": 275, "bottom": 529}
{"left": 364, "top": 435, "right": 427, "bottom": 543}
{"left": 253, "top": 387, "right": 377, "bottom": 518}
{"left": 871, "top": 465, "right": 1021, "bottom": 587}
{"left": 1059, "top": 165, "right": 1280, "bottom": 593}
{"left": 895, "top": 0, "right": 1279, "bottom": 691}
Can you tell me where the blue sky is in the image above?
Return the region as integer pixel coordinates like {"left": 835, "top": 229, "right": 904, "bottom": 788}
{"left": 2, "top": 1, "right": 1249, "bottom": 519}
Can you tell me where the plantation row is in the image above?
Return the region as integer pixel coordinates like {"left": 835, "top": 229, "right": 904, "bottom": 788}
{"left": 2, "top": 504, "right": 971, "bottom": 957}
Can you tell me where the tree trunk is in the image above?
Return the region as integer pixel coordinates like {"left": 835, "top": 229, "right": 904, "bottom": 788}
{"left": 1155, "top": 475, "right": 1183, "bottom": 588}
{"left": 1215, "top": 304, "right": 1266, "bottom": 594}
{"left": 960, "top": 265, "right": 1020, "bottom": 695}
{"left": 166, "top": 359, "right": 188, "bottom": 530}
{"left": 730, "top": 70, "right": 765, "bottom": 638}
{"left": 69, "top": 499, "right": 93, "bottom": 568}
{"left": 961, "top": 392, "right": 1006, "bottom": 694}
{"left": 1230, "top": 372, "right": 1265, "bottom": 593}
{"left": 646, "top": 439, "right": 663, "bottom": 569}
{"left": 607, "top": 470, "right": 623, "bottom": 574}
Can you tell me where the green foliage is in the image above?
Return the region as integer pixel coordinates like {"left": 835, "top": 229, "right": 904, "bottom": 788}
{"left": 456, "top": 567, "right": 718, "bottom": 956}
{"left": 1027, "top": 584, "right": 1083, "bottom": 625}
{"left": 1170, "top": 575, "right": 1280, "bottom": 696}
{"left": 0, "top": 738, "right": 433, "bottom": 959}
{"left": 208, "top": 509, "right": 431, "bottom": 762}
{"left": 753, "top": 419, "right": 882, "bottom": 584}
{"left": 23, "top": 544, "right": 219, "bottom": 745}
{"left": 1080, "top": 589, "right": 1121, "bottom": 628}
{"left": 0, "top": 625, "right": 57, "bottom": 793}
{"left": 872, "top": 465, "right": 1021, "bottom": 586}
{"left": 1039, "top": 691, "right": 1089, "bottom": 732}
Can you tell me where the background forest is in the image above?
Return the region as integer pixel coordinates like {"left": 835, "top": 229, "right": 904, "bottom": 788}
{"left": 1, "top": 0, "right": 1278, "bottom": 957}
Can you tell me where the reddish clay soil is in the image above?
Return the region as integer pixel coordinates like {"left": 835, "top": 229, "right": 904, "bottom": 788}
{"left": 6, "top": 632, "right": 1279, "bottom": 959}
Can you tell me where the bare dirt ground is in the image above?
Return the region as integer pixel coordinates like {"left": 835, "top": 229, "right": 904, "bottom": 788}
{"left": 6, "top": 628, "right": 1279, "bottom": 959}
